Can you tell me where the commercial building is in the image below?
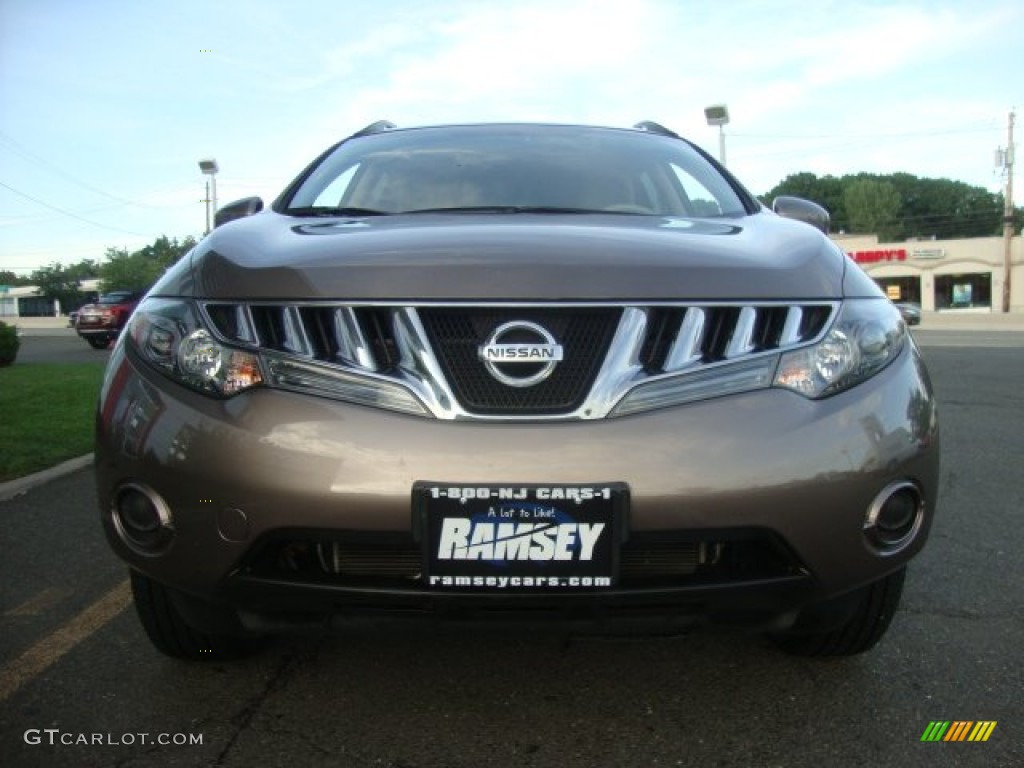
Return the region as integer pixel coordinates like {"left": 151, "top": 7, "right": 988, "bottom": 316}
{"left": 0, "top": 279, "right": 101, "bottom": 319}
{"left": 834, "top": 234, "right": 1023, "bottom": 312}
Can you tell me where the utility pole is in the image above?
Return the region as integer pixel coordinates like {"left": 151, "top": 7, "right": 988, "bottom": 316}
{"left": 204, "top": 180, "right": 211, "bottom": 235}
{"left": 1001, "top": 110, "right": 1015, "bottom": 313}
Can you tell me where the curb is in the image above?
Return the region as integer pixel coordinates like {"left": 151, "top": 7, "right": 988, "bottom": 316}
{"left": 0, "top": 454, "right": 94, "bottom": 502}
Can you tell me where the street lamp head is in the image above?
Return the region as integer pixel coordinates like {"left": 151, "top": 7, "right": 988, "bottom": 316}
{"left": 704, "top": 104, "right": 730, "bottom": 127}
{"left": 198, "top": 158, "right": 219, "bottom": 175}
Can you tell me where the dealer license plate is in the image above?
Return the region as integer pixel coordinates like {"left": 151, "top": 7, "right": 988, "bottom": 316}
{"left": 414, "top": 483, "right": 628, "bottom": 591}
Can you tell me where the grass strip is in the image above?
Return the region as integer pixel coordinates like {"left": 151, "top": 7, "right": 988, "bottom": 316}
{"left": 0, "top": 363, "right": 106, "bottom": 482}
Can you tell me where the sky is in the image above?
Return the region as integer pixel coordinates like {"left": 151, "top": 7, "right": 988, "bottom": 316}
{"left": 1, "top": 0, "right": 1021, "bottom": 276}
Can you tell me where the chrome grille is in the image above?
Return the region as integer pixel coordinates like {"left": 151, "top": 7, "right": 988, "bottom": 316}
{"left": 645, "top": 304, "right": 832, "bottom": 371}
{"left": 202, "top": 301, "right": 838, "bottom": 420}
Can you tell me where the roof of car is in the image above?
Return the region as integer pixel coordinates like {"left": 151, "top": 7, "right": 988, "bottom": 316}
{"left": 347, "top": 120, "right": 680, "bottom": 140}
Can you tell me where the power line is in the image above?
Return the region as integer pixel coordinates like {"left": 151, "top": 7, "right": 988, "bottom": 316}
{"left": 0, "top": 131, "right": 161, "bottom": 209}
{"left": 0, "top": 180, "right": 152, "bottom": 237}
{"left": 0, "top": 192, "right": 199, "bottom": 229}
{"left": 732, "top": 123, "right": 998, "bottom": 142}
{"left": 0, "top": 133, "right": 206, "bottom": 214}
{"left": 732, "top": 122, "right": 1003, "bottom": 165}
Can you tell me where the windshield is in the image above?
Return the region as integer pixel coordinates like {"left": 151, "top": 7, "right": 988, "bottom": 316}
{"left": 98, "top": 292, "right": 134, "bottom": 305}
{"left": 282, "top": 125, "right": 751, "bottom": 218}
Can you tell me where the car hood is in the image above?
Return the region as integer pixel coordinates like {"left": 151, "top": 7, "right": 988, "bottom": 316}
{"left": 171, "top": 211, "right": 845, "bottom": 301}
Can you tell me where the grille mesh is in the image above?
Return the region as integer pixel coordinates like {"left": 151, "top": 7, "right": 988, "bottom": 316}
{"left": 418, "top": 307, "right": 621, "bottom": 415}
{"left": 244, "top": 532, "right": 801, "bottom": 587}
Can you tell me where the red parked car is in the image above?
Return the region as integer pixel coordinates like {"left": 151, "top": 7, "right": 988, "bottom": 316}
{"left": 76, "top": 290, "right": 142, "bottom": 349}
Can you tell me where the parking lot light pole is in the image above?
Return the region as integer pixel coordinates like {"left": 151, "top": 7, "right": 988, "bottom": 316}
{"left": 999, "top": 110, "right": 1015, "bottom": 313}
{"left": 704, "top": 104, "right": 730, "bottom": 166}
{"left": 199, "top": 158, "right": 219, "bottom": 234}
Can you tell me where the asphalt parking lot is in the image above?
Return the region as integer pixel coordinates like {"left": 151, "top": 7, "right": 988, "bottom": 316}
{"left": 0, "top": 323, "right": 1021, "bottom": 767}
{"left": 9, "top": 325, "right": 113, "bottom": 364}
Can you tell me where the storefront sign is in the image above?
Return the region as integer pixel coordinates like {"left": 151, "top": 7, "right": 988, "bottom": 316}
{"left": 911, "top": 248, "right": 945, "bottom": 260}
{"left": 849, "top": 249, "right": 907, "bottom": 264}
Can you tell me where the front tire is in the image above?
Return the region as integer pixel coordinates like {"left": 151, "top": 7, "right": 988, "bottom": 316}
{"left": 130, "top": 571, "right": 260, "bottom": 661}
{"left": 773, "top": 567, "right": 907, "bottom": 657}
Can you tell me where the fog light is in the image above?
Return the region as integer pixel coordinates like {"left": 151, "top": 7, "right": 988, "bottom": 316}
{"left": 112, "top": 484, "right": 174, "bottom": 554}
{"left": 864, "top": 481, "right": 923, "bottom": 554}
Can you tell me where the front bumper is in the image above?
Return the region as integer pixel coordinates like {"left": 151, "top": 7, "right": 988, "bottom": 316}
{"left": 96, "top": 338, "right": 939, "bottom": 627}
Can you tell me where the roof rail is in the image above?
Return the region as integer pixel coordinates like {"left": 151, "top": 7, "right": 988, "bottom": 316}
{"left": 633, "top": 121, "right": 679, "bottom": 138}
{"left": 351, "top": 120, "right": 397, "bottom": 138}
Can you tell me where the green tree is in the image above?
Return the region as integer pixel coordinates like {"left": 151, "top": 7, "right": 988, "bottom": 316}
{"left": 66, "top": 259, "right": 100, "bottom": 282}
{"left": 887, "top": 173, "right": 1002, "bottom": 239}
{"left": 28, "top": 263, "right": 84, "bottom": 313}
{"left": 762, "top": 171, "right": 1015, "bottom": 241}
{"left": 136, "top": 235, "right": 196, "bottom": 272}
{"left": 98, "top": 235, "right": 196, "bottom": 293}
{"left": 761, "top": 173, "right": 847, "bottom": 232}
{"left": 98, "top": 247, "right": 158, "bottom": 293}
{"left": 844, "top": 178, "right": 901, "bottom": 240}
{"left": 0, "top": 270, "right": 29, "bottom": 287}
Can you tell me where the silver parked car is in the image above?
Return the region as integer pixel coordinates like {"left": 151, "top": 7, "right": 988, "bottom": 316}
{"left": 894, "top": 301, "right": 922, "bottom": 326}
{"left": 95, "top": 121, "right": 939, "bottom": 660}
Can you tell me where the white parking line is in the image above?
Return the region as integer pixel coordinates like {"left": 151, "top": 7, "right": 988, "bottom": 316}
{"left": 0, "top": 580, "right": 130, "bottom": 704}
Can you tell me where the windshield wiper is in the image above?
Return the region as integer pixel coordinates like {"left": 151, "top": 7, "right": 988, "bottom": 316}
{"left": 287, "top": 206, "right": 391, "bottom": 217}
{"left": 402, "top": 205, "right": 604, "bottom": 215}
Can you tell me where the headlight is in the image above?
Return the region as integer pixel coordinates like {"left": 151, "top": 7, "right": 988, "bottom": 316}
{"left": 128, "top": 299, "right": 263, "bottom": 397}
{"left": 774, "top": 299, "right": 905, "bottom": 399}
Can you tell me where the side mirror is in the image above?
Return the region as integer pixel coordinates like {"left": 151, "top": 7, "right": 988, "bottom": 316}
{"left": 772, "top": 195, "right": 830, "bottom": 234}
{"left": 214, "top": 197, "right": 264, "bottom": 229}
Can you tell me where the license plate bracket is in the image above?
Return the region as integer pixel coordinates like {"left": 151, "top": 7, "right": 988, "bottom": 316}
{"left": 413, "top": 483, "right": 628, "bottom": 591}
